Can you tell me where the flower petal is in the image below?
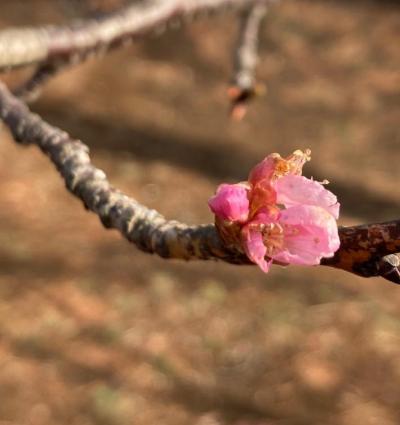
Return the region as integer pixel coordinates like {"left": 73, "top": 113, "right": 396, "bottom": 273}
{"left": 272, "top": 205, "right": 340, "bottom": 266}
{"left": 241, "top": 225, "right": 271, "bottom": 272}
{"left": 274, "top": 174, "right": 340, "bottom": 219}
{"left": 248, "top": 156, "right": 276, "bottom": 186}
{"left": 249, "top": 184, "right": 277, "bottom": 216}
{"left": 208, "top": 183, "right": 250, "bottom": 223}
{"left": 249, "top": 150, "right": 311, "bottom": 187}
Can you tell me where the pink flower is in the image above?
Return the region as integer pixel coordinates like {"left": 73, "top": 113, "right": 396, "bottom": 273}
{"left": 208, "top": 149, "right": 340, "bottom": 272}
{"left": 208, "top": 183, "right": 249, "bottom": 223}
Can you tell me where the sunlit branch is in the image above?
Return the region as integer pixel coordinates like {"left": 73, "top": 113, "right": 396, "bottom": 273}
{"left": 2, "top": 0, "right": 266, "bottom": 101}
{"left": 0, "top": 0, "right": 265, "bottom": 72}
{"left": 372, "top": 253, "right": 400, "bottom": 284}
{"left": 321, "top": 226, "right": 400, "bottom": 284}
{"left": 229, "top": 2, "right": 268, "bottom": 120}
{"left": 0, "top": 81, "right": 399, "bottom": 283}
{"left": 0, "top": 81, "right": 233, "bottom": 263}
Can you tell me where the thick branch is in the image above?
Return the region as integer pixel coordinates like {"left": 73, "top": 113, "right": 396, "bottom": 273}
{"left": 321, "top": 224, "right": 400, "bottom": 283}
{"left": 0, "top": 81, "right": 399, "bottom": 282}
{"left": 0, "top": 81, "right": 238, "bottom": 263}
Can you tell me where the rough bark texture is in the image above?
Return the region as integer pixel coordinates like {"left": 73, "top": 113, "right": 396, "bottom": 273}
{"left": 0, "top": 81, "right": 240, "bottom": 263}
{"left": 321, "top": 223, "right": 400, "bottom": 282}
{"left": 0, "top": 81, "right": 399, "bottom": 282}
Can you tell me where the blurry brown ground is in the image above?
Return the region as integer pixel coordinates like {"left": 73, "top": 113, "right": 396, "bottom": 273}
{"left": 0, "top": 1, "right": 400, "bottom": 424}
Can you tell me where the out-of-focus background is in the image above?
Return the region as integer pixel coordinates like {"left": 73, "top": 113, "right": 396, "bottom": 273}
{"left": 0, "top": 1, "right": 399, "bottom": 424}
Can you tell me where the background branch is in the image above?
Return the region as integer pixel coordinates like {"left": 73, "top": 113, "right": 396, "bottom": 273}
{"left": 0, "top": 0, "right": 264, "bottom": 72}
{"left": 229, "top": 2, "right": 268, "bottom": 120}
{"left": 13, "top": 61, "right": 64, "bottom": 102}
{"left": 0, "top": 81, "right": 399, "bottom": 283}
{"left": 1, "top": 0, "right": 266, "bottom": 102}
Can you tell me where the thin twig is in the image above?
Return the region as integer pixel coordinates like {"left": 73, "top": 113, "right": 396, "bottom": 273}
{"left": 0, "top": 81, "right": 399, "bottom": 283}
{"left": 13, "top": 62, "right": 64, "bottom": 102}
{"left": 229, "top": 2, "right": 267, "bottom": 120}
{"left": 372, "top": 254, "right": 400, "bottom": 284}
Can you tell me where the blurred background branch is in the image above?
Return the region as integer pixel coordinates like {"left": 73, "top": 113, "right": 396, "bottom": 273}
{"left": 0, "top": 0, "right": 266, "bottom": 104}
{"left": 229, "top": 1, "right": 268, "bottom": 120}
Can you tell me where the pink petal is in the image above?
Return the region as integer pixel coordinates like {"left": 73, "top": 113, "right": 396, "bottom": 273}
{"left": 272, "top": 205, "right": 340, "bottom": 266}
{"left": 274, "top": 175, "right": 340, "bottom": 219}
{"left": 249, "top": 184, "right": 277, "bottom": 216}
{"left": 248, "top": 156, "right": 276, "bottom": 186}
{"left": 249, "top": 207, "right": 280, "bottom": 224}
{"left": 208, "top": 183, "right": 250, "bottom": 223}
{"left": 241, "top": 225, "right": 271, "bottom": 272}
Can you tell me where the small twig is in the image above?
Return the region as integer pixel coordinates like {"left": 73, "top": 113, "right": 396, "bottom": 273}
{"left": 0, "top": 81, "right": 399, "bottom": 283}
{"left": 13, "top": 62, "right": 65, "bottom": 102}
{"left": 229, "top": 2, "right": 267, "bottom": 120}
{"left": 376, "top": 254, "right": 400, "bottom": 284}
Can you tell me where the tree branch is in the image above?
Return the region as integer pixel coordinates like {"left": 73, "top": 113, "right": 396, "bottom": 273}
{"left": 229, "top": 2, "right": 268, "bottom": 119}
{"left": 13, "top": 62, "right": 64, "bottom": 102}
{"left": 0, "top": 0, "right": 265, "bottom": 72}
{"left": 0, "top": 81, "right": 235, "bottom": 263}
{"left": 2, "top": 0, "right": 267, "bottom": 102}
{"left": 0, "top": 81, "right": 399, "bottom": 283}
{"left": 321, "top": 225, "right": 400, "bottom": 283}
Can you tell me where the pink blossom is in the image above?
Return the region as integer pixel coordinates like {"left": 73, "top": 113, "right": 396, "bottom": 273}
{"left": 274, "top": 174, "right": 340, "bottom": 219}
{"left": 208, "top": 183, "right": 250, "bottom": 223}
{"left": 208, "top": 150, "right": 340, "bottom": 272}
